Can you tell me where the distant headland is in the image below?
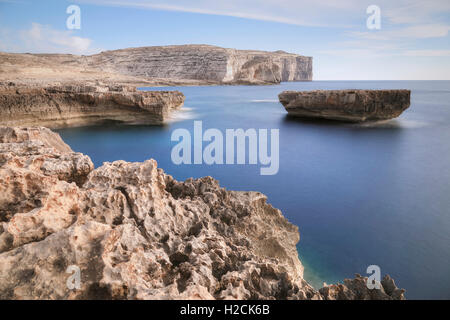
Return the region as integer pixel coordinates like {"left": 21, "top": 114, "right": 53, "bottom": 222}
{"left": 0, "top": 44, "right": 312, "bottom": 86}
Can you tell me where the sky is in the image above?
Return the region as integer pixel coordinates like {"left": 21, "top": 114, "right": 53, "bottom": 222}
{"left": 0, "top": 0, "right": 449, "bottom": 80}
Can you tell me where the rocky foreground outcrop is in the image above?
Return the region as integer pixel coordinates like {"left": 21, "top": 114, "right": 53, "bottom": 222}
{"left": 279, "top": 90, "right": 411, "bottom": 122}
{"left": 0, "top": 127, "right": 405, "bottom": 300}
{"left": 0, "top": 45, "right": 312, "bottom": 86}
{"left": 0, "top": 83, "right": 185, "bottom": 128}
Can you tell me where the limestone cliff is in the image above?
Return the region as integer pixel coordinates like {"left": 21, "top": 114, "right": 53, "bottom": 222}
{"left": 0, "top": 83, "right": 185, "bottom": 128}
{"left": 0, "top": 45, "right": 312, "bottom": 85}
{"left": 88, "top": 45, "right": 312, "bottom": 84}
{"left": 0, "top": 127, "right": 404, "bottom": 300}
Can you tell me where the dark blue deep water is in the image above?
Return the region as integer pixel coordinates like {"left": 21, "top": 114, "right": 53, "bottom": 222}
{"left": 57, "top": 81, "right": 450, "bottom": 299}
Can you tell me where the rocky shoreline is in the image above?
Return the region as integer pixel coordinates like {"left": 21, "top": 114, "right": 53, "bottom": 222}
{"left": 0, "top": 82, "right": 185, "bottom": 128}
{"left": 0, "top": 127, "right": 405, "bottom": 299}
{"left": 0, "top": 46, "right": 407, "bottom": 300}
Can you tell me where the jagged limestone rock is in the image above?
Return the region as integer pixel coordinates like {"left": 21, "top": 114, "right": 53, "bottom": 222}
{"left": 0, "top": 127, "right": 404, "bottom": 300}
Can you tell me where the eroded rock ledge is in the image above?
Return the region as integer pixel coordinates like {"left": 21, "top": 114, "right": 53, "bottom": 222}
{"left": 0, "top": 127, "right": 405, "bottom": 300}
{"left": 279, "top": 90, "right": 411, "bottom": 122}
{"left": 0, "top": 82, "right": 185, "bottom": 128}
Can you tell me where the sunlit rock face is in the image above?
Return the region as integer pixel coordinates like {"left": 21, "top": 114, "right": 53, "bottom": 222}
{"left": 87, "top": 45, "right": 313, "bottom": 84}
{"left": 0, "top": 127, "right": 404, "bottom": 300}
{"left": 0, "top": 45, "right": 312, "bottom": 86}
{"left": 279, "top": 89, "right": 411, "bottom": 122}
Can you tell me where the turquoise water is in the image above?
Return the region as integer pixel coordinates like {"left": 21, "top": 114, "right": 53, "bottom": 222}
{"left": 57, "top": 81, "right": 450, "bottom": 299}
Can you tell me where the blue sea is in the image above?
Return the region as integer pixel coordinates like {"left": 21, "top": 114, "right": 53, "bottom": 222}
{"left": 57, "top": 81, "right": 450, "bottom": 299}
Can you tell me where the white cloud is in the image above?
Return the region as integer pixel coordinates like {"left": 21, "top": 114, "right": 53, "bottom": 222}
{"left": 351, "top": 24, "right": 450, "bottom": 41}
{"left": 319, "top": 48, "right": 389, "bottom": 58}
{"left": 320, "top": 47, "right": 450, "bottom": 59}
{"left": 76, "top": 0, "right": 365, "bottom": 27}
{"left": 76, "top": 0, "right": 450, "bottom": 30}
{"left": 383, "top": 0, "right": 450, "bottom": 24}
{"left": 0, "top": 23, "right": 101, "bottom": 55}
{"left": 403, "top": 50, "right": 450, "bottom": 57}
{"left": 323, "top": 2, "right": 450, "bottom": 60}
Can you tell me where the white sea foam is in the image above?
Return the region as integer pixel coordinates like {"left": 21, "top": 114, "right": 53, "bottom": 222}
{"left": 354, "top": 119, "right": 430, "bottom": 129}
{"left": 168, "top": 107, "right": 199, "bottom": 122}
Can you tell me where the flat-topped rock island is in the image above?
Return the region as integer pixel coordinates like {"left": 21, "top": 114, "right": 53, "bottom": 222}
{"left": 279, "top": 89, "right": 411, "bottom": 122}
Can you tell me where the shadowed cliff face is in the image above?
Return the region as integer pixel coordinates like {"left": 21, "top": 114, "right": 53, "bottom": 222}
{"left": 0, "top": 127, "right": 404, "bottom": 300}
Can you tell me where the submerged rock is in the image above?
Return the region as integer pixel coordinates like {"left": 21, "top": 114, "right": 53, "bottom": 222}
{"left": 0, "top": 83, "right": 185, "bottom": 128}
{"left": 279, "top": 89, "right": 411, "bottom": 122}
{"left": 0, "top": 127, "right": 405, "bottom": 300}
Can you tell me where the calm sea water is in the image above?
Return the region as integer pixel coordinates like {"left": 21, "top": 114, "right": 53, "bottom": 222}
{"left": 57, "top": 81, "right": 450, "bottom": 299}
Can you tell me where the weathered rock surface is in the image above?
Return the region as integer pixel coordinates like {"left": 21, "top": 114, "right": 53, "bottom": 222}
{"left": 89, "top": 45, "right": 313, "bottom": 84}
{"left": 320, "top": 274, "right": 405, "bottom": 300}
{"left": 0, "top": 83, "right": 185, "bottom": 128}
{"left": 0, "top": 127, "right": 405, "bottom": 300}
{"left": 279, "top": 89, "right": 411, "bottom": 122}
{"left": 0, "top": 45, "right": 312, "bottom": 86}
